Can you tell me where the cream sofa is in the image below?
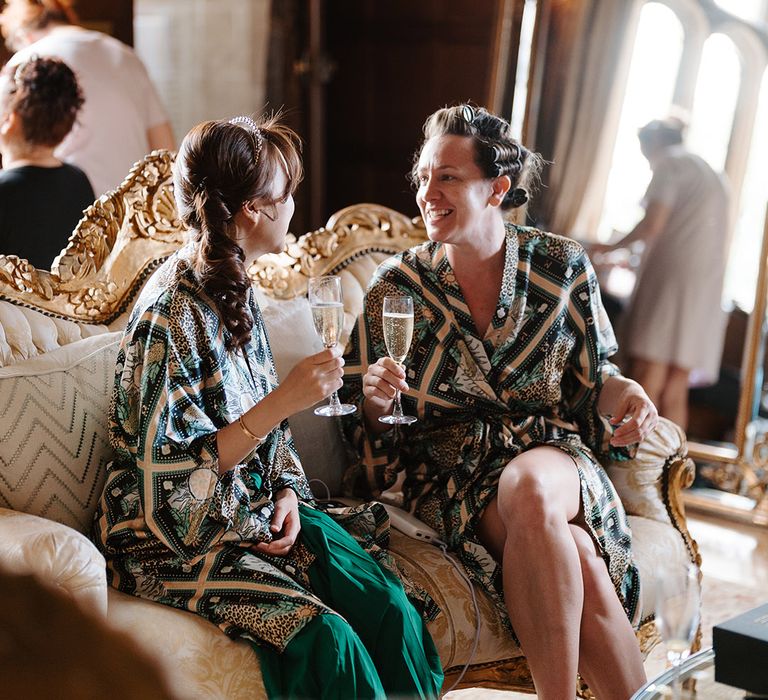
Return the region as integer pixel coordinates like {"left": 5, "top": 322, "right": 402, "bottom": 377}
{"left": 0, "top": 151, "right": 701, "bottom": 698}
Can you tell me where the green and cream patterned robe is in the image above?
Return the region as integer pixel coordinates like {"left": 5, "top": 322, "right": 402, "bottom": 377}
{"left": 92, "top": 246, "right": 397, "bottom": 652}
{"left": 341, "top": 224, "right": 642, "bottom": 629}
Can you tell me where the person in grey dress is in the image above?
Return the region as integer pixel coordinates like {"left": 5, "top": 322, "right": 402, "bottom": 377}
{"left": 598, "top": 117, "right": 730, "bottom": 429}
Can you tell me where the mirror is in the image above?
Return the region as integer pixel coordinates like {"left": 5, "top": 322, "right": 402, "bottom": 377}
{"left": 509, "top": 0, "right": 768, "bottom": 525}
{"left": 684, "top": 206, "right": 768, "bottom": 526}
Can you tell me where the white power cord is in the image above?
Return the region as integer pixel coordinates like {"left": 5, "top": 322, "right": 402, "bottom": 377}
{"left": 308, "top": 478, "right": 332, "bottom": 501}
{"left": 435, "top": 541, "right": 481, "bottom": 693}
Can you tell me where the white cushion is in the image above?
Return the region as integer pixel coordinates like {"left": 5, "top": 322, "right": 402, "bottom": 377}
{"left": 0, "top": 300, "right": 109, "bottom": 368}
{"left": 0, "top": 507, "right": 108, "bottom": 616}
{"left": 0, "top": 332, "right": 121, "bottom": 533}
{"left": 259, "top": 294, "right": 349, "bottom": 496}
{"left": 17, "top": 306, "right": 59, "bottom": 354}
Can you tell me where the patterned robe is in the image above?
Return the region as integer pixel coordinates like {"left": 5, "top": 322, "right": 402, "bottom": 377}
{"left": 92, "top": 246, "right": 396, "bottom": 652}
{"left": 341, "top": 224, "right": 642, "bottom": 628}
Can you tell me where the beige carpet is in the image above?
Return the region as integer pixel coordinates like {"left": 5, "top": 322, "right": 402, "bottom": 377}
{"left": 444, "top": 574, "right": 765, "bottom": 700}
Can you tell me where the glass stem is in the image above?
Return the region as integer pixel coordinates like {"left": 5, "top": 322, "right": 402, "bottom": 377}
{"left": 328, "top": 390, "right": 342, "bottom": 410}
{"left": 672, "top": 662, "right": 682, "bottom": 700}
{"left": 392, "top": 389, "right": 404, "bottom": 419}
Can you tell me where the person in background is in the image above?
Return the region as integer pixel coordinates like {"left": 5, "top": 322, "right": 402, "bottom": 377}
{"left": 342, "top": 104, "right": 657, "bottom": 700}
{"left": 92, "top": 113, "right": 443, "bottom": 700}
{"left": 595, "top": 116, "right": 731, "bottom": 430}
{"left": 0, "top": 55, "right": 94, "bottom": 269}
{"left": 0, "top": 0, "right": 175, "bottom": 197}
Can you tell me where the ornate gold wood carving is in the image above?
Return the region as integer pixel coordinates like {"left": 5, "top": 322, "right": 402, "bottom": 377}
{"left": 248, "top": 203, "right": 428, "bottom": 299}
{"left": 0, "top": 150, "right": 184, "bottom": 327}
{"left": 686, "top": 208, "right": 768, "bottom": 524}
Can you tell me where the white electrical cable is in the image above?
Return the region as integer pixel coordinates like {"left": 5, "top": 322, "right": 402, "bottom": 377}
{"left": 436, "top": 541, "right": 481, "bottom": 693}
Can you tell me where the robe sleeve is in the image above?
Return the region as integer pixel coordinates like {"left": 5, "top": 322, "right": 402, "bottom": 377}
{"left": 560, "top": 249, "right": 636, "bottom": 461}
{"left": 110, "top": 290, "right": 306, "bottom": 562}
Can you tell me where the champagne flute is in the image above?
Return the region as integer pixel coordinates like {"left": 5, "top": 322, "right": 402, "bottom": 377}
{"left": 308, "top": 276, "right": 356, "bottom": 417}
{"left": 655, "top": 563, "right": 701, "bottom": 700}
{"left": 379, "top": 295, "right": 417, "bottom": 425}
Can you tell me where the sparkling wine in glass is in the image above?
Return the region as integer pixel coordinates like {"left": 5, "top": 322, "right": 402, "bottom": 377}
{"left": 655, "top": 563, "right": 701, "bottom": 700}
{"left": 379, "top": 295, "right": 417, "bottom": 425}
{"left": 308, "top": 276, "right": 356, "bottom": 417}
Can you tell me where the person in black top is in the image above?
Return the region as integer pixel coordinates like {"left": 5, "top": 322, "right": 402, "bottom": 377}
{"left": 0, "top": 55, "right": 94, "bottom": 269}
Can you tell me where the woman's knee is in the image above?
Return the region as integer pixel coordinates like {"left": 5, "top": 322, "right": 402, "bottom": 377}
{"left": 496, "top": 451, "right": 578, "bottom": 526}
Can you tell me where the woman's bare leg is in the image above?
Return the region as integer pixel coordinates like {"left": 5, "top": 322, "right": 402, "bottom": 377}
{"left": 476, "top": 446, "right": 644, "bottom": 699}
{"left": 569, "top": 524, "right": 646, "bottom": 699}
{"left": 659, "top": 365, "right": 690, "bottom": 429}
{"left": 476, "top": 447, "right": 582, "bottom": 700}
{"left": 627, "top": 357, "right": 667, "bottom": 408}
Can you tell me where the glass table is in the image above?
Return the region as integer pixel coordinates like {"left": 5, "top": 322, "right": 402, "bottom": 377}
{"left": 631, "top": 647, "right": 763, "bottom": 699}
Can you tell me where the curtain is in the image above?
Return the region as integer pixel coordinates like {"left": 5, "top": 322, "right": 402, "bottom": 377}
{"left": 536, "top": 0, "right": 644, "bottom": 238}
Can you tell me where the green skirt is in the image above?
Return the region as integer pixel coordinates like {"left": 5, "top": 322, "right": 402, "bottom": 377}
{"left": 255, "top": 504, "right": 443, "bottom": 699}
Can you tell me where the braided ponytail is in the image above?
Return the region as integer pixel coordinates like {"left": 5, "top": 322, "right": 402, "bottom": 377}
{"left": 174, "top": 116, "right": 303, "bottom": 351}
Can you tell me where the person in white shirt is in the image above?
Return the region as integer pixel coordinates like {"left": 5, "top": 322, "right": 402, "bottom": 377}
{"left": 0, "top": 0, "right": 175, "bottom": 196}
{"left": 595, "top": 116, "right": 731, "bottom": 429}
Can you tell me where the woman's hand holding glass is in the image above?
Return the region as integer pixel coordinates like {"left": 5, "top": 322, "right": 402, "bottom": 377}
{"left": 277, "top": 346, "right": 345, "bottom": 417}
{"left": 307, "top": 276, "right": 356, "bottom": 417}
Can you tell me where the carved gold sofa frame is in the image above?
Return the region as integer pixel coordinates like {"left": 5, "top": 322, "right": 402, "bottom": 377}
{"left": 0, "top": 151, "right": 701, "bottom": 696}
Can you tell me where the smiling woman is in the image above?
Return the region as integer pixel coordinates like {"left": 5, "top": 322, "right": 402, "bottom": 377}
{"left": 341, "top": 103, "right": 661, "bottom": 700}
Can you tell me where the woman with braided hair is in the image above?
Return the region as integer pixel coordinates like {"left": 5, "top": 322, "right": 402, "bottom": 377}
{"left": 341, "top": 104, "right": 657, "bottom": 699}
{"left": 92, "top": 114, "right": 443, "bottom": 699}
{"left": 0, "top": 55, "right": 93, "bottom": 268}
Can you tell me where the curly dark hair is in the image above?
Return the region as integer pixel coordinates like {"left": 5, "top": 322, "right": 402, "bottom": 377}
{"left": 1, "top": 55, "right": 84, "bottom": 147}
{"left": 411, "top": 103, "right": 543, "bottom": 211}
{"left": 173, "top": 114, "right": 303, "bottom": 351}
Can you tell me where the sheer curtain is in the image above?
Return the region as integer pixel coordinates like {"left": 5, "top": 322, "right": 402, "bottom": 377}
{"left": 537, "top": 0, "right": 644, "bottom": 238}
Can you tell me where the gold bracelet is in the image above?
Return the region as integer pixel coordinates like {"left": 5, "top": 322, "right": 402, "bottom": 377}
{"left": 237, "top": 414, "right": 268, "bottom": 443}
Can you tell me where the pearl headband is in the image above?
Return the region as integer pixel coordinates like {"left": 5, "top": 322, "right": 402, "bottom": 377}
{"left": 229, "top": 115, "right": 264, "bottom": 166}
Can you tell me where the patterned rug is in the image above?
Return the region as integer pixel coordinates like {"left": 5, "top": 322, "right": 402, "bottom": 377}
{"left": 446, "top": 574, "right": 766, "bottom": 699}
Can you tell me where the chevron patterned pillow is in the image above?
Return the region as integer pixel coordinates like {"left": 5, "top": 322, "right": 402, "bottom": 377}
{"left": 0, "top": 332, "right": 122, "bottom": 534}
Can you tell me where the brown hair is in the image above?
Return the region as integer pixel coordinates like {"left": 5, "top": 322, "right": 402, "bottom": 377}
{"left": 173, "top": 114, "right": 303, "bottom": 351}
{"left": 412, "top": 103, "right": 543, "bottom": 210}
{"left": 0, "top": 0, "right": 78, "bottom": 48}
{"left": 1, "top": 55, "right": 84, "bottom": 147}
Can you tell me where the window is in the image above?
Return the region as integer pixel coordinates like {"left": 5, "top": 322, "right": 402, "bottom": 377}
{"left": 597, "top": 0, "right": 768, "bottom": 311}
{"left": 598, "top": 3, "right": 684, "bottom": 239}
{"left": 712, "top": 0, "right": 768, "bottom": 23}
{"left": 726, "top": 68, "right": 768, "bottom": 311}
{"left": 687, "top": 33, "right": 741, "bottom": 173}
